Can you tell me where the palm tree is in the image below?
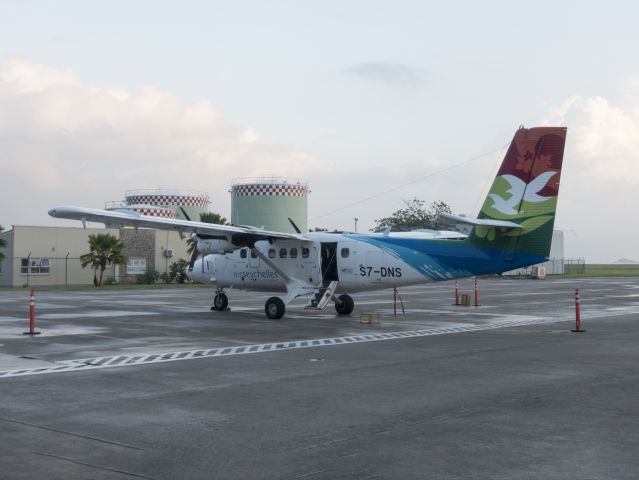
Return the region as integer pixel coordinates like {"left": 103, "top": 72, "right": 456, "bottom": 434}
{"left": 0, "top": 226, "right": 7, "bottom": 264}
{"left": 199, "top": 212, "right": 227, "bottom": 224}
{"left": 186, "top": 211, "right": 227, "bottom": 255}
{"left": 80, "top": 234, "right": 127, "bottom": 286}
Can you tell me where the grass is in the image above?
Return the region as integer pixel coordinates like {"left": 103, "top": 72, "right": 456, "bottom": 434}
{"left": 583, "top": 264, "right": 639, "bottom": 277}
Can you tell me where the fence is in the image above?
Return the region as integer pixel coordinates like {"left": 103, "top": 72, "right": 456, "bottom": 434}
{"left": 1, "top": 256, "right": 118, "bottom": 287}
{"left": 503, "top": 258, "right": 586, "bottom": 278}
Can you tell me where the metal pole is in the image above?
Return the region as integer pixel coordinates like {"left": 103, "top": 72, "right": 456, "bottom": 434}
{"left": 393, "top": 287, "right": 397, "bottom": 317}
{"left": 454, "top": 280, "right": 459, "bottom": 306}
{"left": 26, "top": 252, "right": 31, "bottom": 288}
{"left": 474, "top": 278, "right": 480, "bottom": 307}
{"left": 65, "top": 252, "right": 69, "bottom": 288}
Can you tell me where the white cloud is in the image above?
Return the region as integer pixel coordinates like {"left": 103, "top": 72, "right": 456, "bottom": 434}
{"left": 543, "top": 95, "right": 639, "bottom": 183}
{"left": 543, "top": 92, "right": 639, "bottom": 262}
{"left": 0, "top": 59, "right": 323, "bottom": 224}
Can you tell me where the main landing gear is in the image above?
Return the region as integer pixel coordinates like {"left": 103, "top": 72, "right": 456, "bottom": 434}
{"left": 265, "top": 297, "right": 285, "bottom": 320}
{"left": 335, "top": 294, "right": 354, "bottom": 315}
{"left": 211, "top": 288, "right": 229, "bottom": 311}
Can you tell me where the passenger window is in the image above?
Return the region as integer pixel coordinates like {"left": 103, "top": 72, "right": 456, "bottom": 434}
{"left": 250, "top": 250, "right": 257, "bottom": 258}
{"left": 341, "top": 248, "right": 350, "bottom": 258}
{"left": 240, "top": 249, "right": 247, "bottom": 259}
{"left": 302, "top": 247, "right": 309, "bottom": 258}
{"left": 279, "top": 248, "right": 287, "bottom": 258}
{"left": 290, "top": 248, "right": 298, "bottom": 258}
{"left": 268, "top": 248, "right": 276, "bottom": 259}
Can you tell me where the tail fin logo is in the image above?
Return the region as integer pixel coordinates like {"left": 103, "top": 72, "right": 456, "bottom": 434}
{"left": 488, "top": 171, "right": 557, "bottom": 216}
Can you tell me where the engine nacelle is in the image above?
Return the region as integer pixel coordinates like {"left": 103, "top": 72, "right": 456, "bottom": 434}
{"left": 196, "top": 238, "right": 236, "bottom": 254}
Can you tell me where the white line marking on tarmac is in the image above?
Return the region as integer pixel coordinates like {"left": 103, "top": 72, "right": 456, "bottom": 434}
{"left": 3, "top": 305, "right": 639, "bottom": 379}
{"left": 39, "top": 311, "right": 158, "bottom": 319}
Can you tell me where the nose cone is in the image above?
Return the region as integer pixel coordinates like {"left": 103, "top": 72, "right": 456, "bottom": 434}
{"left": 48, "top": 208, "right": 57, "bottom": 217}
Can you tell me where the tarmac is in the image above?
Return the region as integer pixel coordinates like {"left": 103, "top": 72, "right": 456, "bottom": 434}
{"left": 1, "top": 276, "right": 638, "bottom": 479}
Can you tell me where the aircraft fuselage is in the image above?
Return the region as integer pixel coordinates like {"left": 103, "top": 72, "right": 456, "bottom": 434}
{"left": 187, "top": 232, "right": 430, "bottom": 294}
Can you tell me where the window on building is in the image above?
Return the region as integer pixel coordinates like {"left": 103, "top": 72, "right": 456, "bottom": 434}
{"left": 290, "top": 248, "right": 298, "bottom": 258}
{"left": 302, "top": 247, "right": 310, "bottom": 258}
{"left": 240, "top": 249, "right": 247, "bottom": 259}
{"left": 268, "top": 248, "right": 276, "bottom": 259}
{"left": 341, "top": 248, "right": 350, "bottom": 258}
{"left": 279, "top": 248, "right": 287, "bottom": 258}
{"left": 20, "top": 258, "right": 51, "bottom": 275}
{"left": 127, "top": 258, "right": 147, "bottom": 274}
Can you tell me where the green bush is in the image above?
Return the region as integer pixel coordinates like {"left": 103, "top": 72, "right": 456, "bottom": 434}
{"left": 170, "top": 259, "right": 190, "bottom": 284}
{"left": 136, "top": 269, "right": 160, "bottom": 285}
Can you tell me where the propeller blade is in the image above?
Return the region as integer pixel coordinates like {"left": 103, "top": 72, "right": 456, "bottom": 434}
{"left": 288, "top": 217, "right": 302, "bottom": 234}
{"left": 180, "top": 207, "right": 192, "bottom": 221}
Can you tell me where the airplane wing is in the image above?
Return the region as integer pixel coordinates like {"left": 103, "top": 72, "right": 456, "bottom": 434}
{"left": 48, "top": 206, "right": 308, "bottom": 245}
{"left": 437, "top": 213, "right": 523, "bottom": 229}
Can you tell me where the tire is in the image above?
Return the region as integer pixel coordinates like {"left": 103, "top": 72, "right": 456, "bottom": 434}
{"left": 265, "top": 297, "right": 285, "bottom": 319}
{"left": 335, "top": 294, "right": 354, "bottom": 315}
{"left": 213, "top": 293, "right": 228, "bottom": 311}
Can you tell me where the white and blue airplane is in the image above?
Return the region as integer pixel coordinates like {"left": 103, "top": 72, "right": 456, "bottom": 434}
{"left": 49, "top": 126, "right": 567, "bottom": 319}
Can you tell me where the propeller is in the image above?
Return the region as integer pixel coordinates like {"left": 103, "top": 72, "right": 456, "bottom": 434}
{"left": 288, "top": 217, "right": 302, "bottom": 234}
{"left": 180, "top": 208, "right": 200, "bottom": 272}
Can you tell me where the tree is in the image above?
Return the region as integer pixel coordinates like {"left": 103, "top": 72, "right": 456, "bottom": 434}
{"left": 80, "top": 234, "right": 127, "bottom": 286}
{"left": 199, "top": 212, "right": 227, "bottom": 224}
{"left": 169, "top": 259, "right": 190, "bottom": 284}
{"left": 0, "top": 226, "right": 6, "bottom": 264}
{"left": 372, "top": 198, "right": 453, "bottom": 232}
{"left": 186, "top": 211, "right": 227, "bottom": 255}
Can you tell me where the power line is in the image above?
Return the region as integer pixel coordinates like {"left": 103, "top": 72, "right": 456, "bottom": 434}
{"left": 311, "top": 142, "right": 509, "bottom": 221}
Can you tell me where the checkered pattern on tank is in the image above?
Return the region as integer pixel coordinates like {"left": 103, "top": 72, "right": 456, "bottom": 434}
{"left": 131, "top": 207, "right": 176, "bottom": 218}
{"left": 231, "top": 184, "right": 307, "bottom": 197}
{"left": 126, "top": 194, "right": 209, "bottom": 207}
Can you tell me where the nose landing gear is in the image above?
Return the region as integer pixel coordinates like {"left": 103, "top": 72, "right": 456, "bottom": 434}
{"left": 211, "top": 288, "right": 229, "bottom": 311}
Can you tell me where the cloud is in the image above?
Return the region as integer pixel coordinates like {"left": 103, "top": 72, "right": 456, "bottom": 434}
{"left": 345, "top": 61, "right": 426, "bottom": 87}
{"left": 0, "top": 59, "right": 323, "bottom": 223}
{"left": 541, "top": 91, "right": 639, "bottom": 261}
{"left": 542, "top": 94, "right": 639, "bottom": 183}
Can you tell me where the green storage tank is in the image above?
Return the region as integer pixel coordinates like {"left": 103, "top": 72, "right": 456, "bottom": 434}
{"left": 230, "top": 177, "right": 309, "bottom": 233}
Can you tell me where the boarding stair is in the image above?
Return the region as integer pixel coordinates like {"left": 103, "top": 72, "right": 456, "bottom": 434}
{"left": 305, "top": 280, "right": 339, "bottom": 310}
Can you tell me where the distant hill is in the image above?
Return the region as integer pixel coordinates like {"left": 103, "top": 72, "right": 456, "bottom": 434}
{"left": 613, "top": 258, "right": 639, "bottom": 264}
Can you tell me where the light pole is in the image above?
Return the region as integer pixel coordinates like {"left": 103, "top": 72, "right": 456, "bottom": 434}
{"left": 354, "top": 218, "right": 358, "bottom": 233}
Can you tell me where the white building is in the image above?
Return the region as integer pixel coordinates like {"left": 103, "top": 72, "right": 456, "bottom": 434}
{"left": 0, "top": 226, "right": 190, "bottom": 287}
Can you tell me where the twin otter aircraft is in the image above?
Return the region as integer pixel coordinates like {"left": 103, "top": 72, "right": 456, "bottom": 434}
{"left": 49, "top": 126, "right": 567, "bottom": 319}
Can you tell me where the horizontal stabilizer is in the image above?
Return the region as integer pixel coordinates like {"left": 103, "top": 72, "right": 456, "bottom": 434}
{"left": 437, "top": 213, "right": 523, "bottom": 229}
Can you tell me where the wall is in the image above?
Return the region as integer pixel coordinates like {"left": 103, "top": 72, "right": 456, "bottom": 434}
{"left": 1, "top": 226, "right": 120, "bottom": 287}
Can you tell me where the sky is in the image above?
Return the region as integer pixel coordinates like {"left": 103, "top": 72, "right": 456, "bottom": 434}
{"left": 1, "top": 0, "right": 638, "bottom": 262}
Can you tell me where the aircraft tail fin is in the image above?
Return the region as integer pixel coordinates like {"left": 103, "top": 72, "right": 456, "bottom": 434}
{"left": 469, "top": 126, "right": 567, "bottom": 266}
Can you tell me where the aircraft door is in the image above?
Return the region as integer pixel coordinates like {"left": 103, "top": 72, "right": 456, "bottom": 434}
{"left": 320, "top": 242, "right": 339, "bottom": 282}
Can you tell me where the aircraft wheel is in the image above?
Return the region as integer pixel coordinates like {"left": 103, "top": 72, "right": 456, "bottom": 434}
{"left": 265, "top": 297, "right": 285, "bottom": 319}
{"left": 213, "top": 293, "right": 228, "bottom": 311}
{"left": 335, "top": 294, "right": 354, "bottom": 315}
